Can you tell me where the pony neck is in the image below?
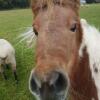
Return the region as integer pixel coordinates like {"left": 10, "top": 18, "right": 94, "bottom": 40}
{"left": 75, "top": 19, "right": 100, "bottom": 100}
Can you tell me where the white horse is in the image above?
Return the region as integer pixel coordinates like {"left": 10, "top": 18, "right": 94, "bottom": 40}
{"left": 0, "top": 39, "right": 18, "bottom": 82}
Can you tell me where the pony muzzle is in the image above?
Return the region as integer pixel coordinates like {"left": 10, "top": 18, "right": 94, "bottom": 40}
{"left": 29, "top": 69, "right": 70, "bottom": 100}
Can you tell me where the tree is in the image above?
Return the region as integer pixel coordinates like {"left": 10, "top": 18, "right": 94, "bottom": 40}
{"left": 86, "top": 0, "right": 96, "bottom": 3}
{"left": 0, "top": 0, "right": 13, "bottom": 9}
{"left": 0, "top": 0, "right": 30, "bottom": 10}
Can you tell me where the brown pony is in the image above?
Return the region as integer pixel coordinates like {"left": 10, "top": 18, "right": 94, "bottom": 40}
{"left": 29, "top": 0, "right": 98, "bottom": 100}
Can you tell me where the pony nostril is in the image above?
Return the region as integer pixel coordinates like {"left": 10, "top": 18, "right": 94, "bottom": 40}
{"left": 29, "top": 71, "right": 41, "bottom": 95}
{"left": 50, "top": 72, "right": 69, "bottom": 93}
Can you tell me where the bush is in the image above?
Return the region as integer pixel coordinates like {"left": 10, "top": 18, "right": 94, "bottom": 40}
{"left": 0, "top": 0, "right": 30, "bottom": 10}
{"left": 0, "top": 0, "right": 13, "bottom": 9}
{"left": 86, "top": 0, "right": 96, "bottom": 3}
{"left": 12, "top": 0, "right": 29, "bottom": 8}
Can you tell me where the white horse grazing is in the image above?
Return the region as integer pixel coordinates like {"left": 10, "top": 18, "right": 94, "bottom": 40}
{"left": 0, "top": 39, "right": 18, "bottom": 82}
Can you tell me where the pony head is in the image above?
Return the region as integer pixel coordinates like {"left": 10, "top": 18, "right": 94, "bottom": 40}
{"left": 29, "top": 0, "right": 82, "bottom": 100}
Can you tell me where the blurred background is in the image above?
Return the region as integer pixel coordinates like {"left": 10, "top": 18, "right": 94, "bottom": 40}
{"left": 81, "top": 0, "right": 100, "bottom": 4}
{"left": 0, "top": 0, "right": 100, "bottom": 10}
{"left": 0, "top": 0, "right": 30, "bottom": 10}
{"left": 0, "top": 0, "right": 100, "bottom": 100}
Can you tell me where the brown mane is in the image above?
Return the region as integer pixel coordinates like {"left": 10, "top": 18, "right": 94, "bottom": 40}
{"left": 31, "top": 0, "right": 80, "bottom": 15}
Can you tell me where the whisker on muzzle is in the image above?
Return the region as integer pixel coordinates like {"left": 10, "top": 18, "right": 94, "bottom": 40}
{"left": 17, "top": 27, "right": 36, "bottom": 47}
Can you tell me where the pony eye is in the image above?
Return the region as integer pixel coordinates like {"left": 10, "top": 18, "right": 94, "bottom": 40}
{"left": 70, "top": 24, "right": 77, "bottom": 32}
{"left": 34, "top": 28, "right": 38, "bottom": 36}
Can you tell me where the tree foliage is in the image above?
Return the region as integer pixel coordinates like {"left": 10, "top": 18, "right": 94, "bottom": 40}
{"left": 86, "top": 0, "right": 96, "bottom": 3}
{"left": 0, "top": 0, "right": 30, "bottom": 10}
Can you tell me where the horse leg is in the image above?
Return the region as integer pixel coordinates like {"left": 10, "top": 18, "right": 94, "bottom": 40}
{"left": 12, "top": 67, "right": 18, "bottom": 84}
{"left": 13, "top": 69, "right": 18, "bottom": 83}
{"left": 5, "top": 64, "right": 10, "bottom": 69}
{"left": 11, "top": 62, "right": 18, "bottom": 84}
{"left": 10, "top": 56, "right": 18, "bottom": 83}
{"left": 0, "top": 64, "right": 7, "bottom": 80}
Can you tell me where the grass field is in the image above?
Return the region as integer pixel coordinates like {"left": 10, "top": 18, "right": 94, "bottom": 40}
{"left": 0, "top": 4, "right": 100, "bottom": 100}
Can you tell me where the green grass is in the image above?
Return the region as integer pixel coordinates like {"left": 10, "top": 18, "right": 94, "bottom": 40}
{"left": 0, "top": 4, "right": 100, "bottom": 100}
{"left": 0, "top": 9, "right": 35, "bottom": 100}
{"left": 80, "top": 4, "right": 100, "bottom": 27}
